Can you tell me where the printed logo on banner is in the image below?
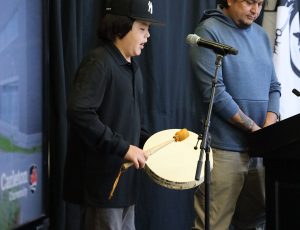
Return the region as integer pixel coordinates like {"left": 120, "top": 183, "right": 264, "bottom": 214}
{"left": 29, "top": 164, "right": 38, "bottom": 193}
{"left": 273, "top": 0, "right": 300, "bottom": 119}
{"left": 274, "top": 0, "right": 300, "bottom": 76}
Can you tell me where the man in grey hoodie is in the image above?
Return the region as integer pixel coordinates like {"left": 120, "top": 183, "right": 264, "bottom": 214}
{"left": 189, "top": 0, "right": 281, "bottom": 229}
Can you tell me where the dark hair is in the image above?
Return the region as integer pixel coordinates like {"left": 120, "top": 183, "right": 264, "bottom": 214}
{"left": 97, "top": 14, "right": 135, "bottom": 42}
{"left": 218, "top": 0, "right": 267, "bottom": 8}
{"left": 218, "top": 0, "right": 229, "bottom": 8}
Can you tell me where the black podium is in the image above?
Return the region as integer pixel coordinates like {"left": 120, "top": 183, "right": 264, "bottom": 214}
{"left": 248, "top": 113, "right": 300, "bottom": 230}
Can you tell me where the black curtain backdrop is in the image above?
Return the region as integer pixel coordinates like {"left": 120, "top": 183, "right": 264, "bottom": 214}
{"left": 49, "top": 1, "right": 224, "bottom": 230}
{"left": 49, "top": 0, "right": 300, "bottom": 229}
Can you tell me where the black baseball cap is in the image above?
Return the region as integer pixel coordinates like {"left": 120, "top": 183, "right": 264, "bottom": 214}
{"left": 105, "top": 0, "right": 164, "bottom": 25}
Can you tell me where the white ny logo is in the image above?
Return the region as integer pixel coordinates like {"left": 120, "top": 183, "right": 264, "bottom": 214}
{"left": 148, "top": 1, "right": 153, "bottom": 14}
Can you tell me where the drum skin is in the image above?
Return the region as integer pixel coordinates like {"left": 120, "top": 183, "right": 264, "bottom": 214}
{"left": 143, "top": 129, "right": 213, "bottom": 190}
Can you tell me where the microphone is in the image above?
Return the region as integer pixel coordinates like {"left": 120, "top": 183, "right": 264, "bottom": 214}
{"left": 292, "top": 88, "right": 300, "bottom": 97}
{"left": 186, "top": 34, "right": 238, "bottom": 55}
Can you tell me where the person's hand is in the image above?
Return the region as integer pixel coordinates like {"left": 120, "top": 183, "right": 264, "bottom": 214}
{"left": 250, "top": 122, "right": 261, "bottom": 132}
{"left": 263, "top": 112, "right": 278, "bottom": 128}
{"left": 124, "top": 145, "right": 149, "bottom": 169}
{"left": 229, "top": 109, "right": 262, "bottom": 132}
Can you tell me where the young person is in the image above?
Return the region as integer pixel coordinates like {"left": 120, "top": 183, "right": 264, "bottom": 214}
{"left": 63, "top": 0, "right": 163, "bottom": 229}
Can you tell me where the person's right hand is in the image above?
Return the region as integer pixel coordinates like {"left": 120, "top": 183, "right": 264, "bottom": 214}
{"left": 124, "top": 145, "right": 149, "bottom": 169}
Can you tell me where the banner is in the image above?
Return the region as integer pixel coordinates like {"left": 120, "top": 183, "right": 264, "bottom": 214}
{"left": 0, "top": 1, "right": 45, "bottom": 229}
{"left": 273, "top": 0, "right": 300, "bottom": 119}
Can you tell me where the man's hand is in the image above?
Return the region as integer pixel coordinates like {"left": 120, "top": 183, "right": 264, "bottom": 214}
{"left": 263, "top": 112, "right": 278, "bottom": 128}
{"left": 229, "top": 109, "right": 261, "bottom": 132}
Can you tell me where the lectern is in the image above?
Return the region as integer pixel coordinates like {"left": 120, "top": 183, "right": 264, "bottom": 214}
{"left": 248, "top": 113, "right": 300, "bottom": 230}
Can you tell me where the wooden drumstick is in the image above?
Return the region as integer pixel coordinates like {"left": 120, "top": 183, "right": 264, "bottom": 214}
{"left": 108, "top": 128, "right": 189, "bottom": 200}
{"left": 121, "top": 128, "right": 189, "bottom": 170}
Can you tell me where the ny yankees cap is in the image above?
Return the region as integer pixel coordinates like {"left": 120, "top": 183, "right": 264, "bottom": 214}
{"left": 106, "top": 0, "right": 164, "bottom": 25}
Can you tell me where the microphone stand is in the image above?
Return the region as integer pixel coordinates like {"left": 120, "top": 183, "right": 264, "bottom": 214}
{"left": 194, "top": 53, "right": 224, "bottom": 230}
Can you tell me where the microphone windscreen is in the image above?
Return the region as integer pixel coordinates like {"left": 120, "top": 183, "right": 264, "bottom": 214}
{"left": 186, "top": 34, "right": 199, "bottom": 46}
